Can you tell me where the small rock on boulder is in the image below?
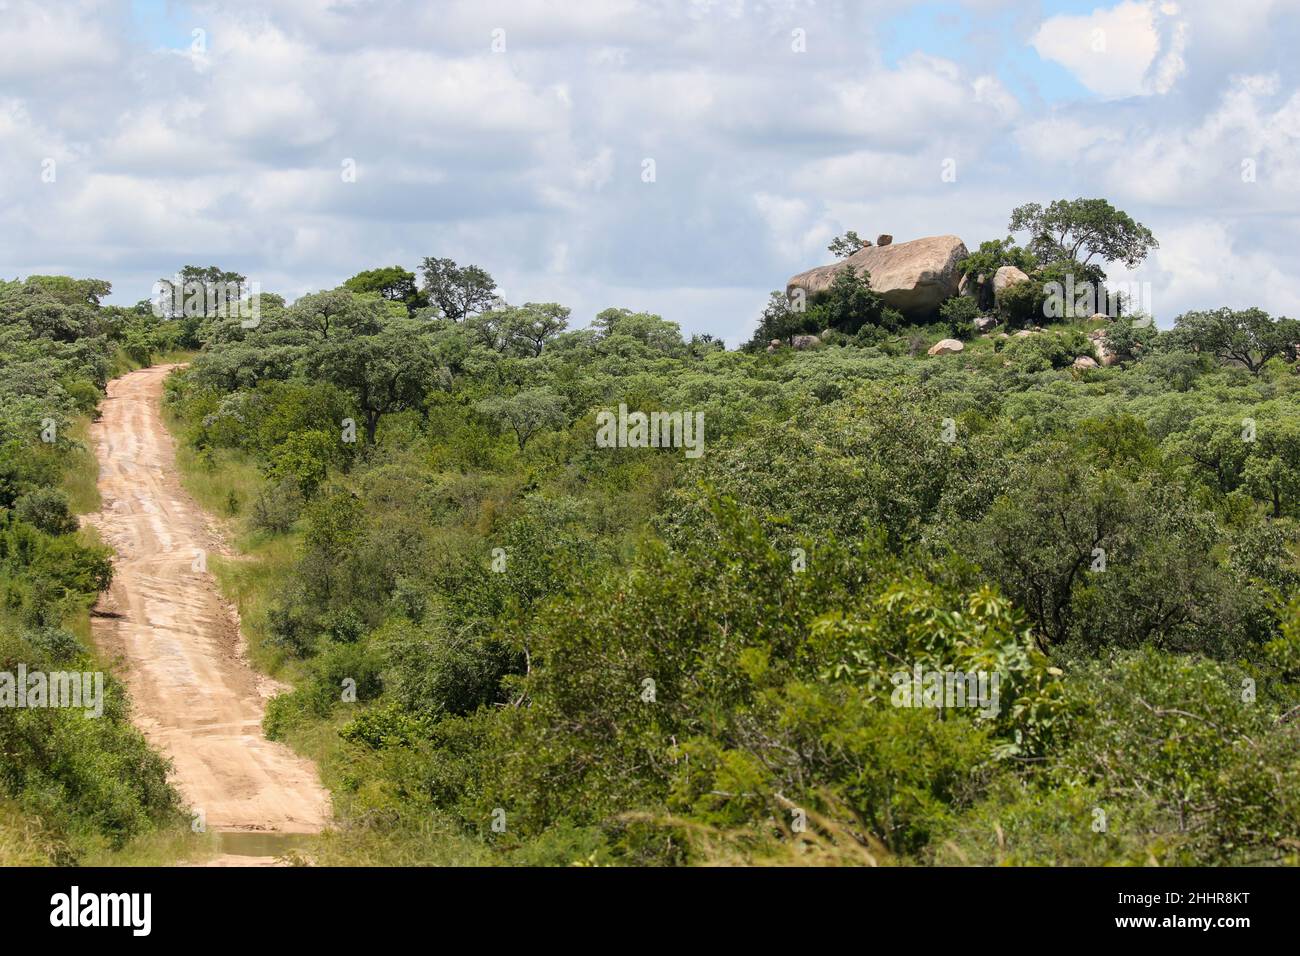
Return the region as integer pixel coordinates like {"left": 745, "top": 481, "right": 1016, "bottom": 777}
{"left": 927, "top": 338, "right": 965, "bottom": 356}
{"left": 876, "top": 234, "right": 893, "bottom": 247}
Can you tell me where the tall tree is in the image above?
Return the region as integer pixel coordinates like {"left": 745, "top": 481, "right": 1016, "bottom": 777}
{"left": 285, "top": 290, "right": 386, "bottom": 340}
{"left": 418, "top": 257, "right": 498, "bottom": 322}
{"left": 1171, "top": 307, "right": 1300, "bottom": 375}
{"left": 1008, "top": 198, "right": 1158, "bottom": 269}
{"left": 475, "top": 388, "right": 567, "bottom": 450}
{"left": 157, "top": 265, "right": 247, "bottom": 319}
{"left": 343, "top": 266, "right": 427, "bottom": 315}
{"left": 309, "top": 323, "right": 445, "bottom": 444}
{"left": 499, "top": 302, "right": 570, "bottom": 357}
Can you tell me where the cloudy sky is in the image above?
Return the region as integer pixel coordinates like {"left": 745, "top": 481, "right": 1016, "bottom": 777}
{"left": 1, "top": 0, "right": 1297, "bottom": 342}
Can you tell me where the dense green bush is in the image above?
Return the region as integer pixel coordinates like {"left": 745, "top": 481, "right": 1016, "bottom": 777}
{"left": 21, "top": 248, "right": 1281, "bottom": 867}
{"left": 168, "top": 282, "right": 1300, "bottom": 864}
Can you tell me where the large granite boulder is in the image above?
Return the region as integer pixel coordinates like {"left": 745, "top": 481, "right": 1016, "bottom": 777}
{"left": 993, "top": 266, "right": 1030, "bottom": 297}
{"left": 787, "top": 234, "right": 969, "bottom": 320}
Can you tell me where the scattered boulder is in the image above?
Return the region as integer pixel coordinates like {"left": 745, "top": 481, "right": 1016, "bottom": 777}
{"left": 1012, "top": 329, "right": 1037, "bottom": 338}
{"left": 927, "top": 338, "right": 965, "bottom": 356}
{"left": 1088, "top": 330, "right": 1117, "bottom": 366}
{"left": 876, "top": 234, "right": 893, "bottom": 247}
{"left": 993, "top": 266, "right": 1030, "bottom": 297}
{"left": 973, "top": 316, "right": 998, "bottom": 333}
{"left": 1073, "top": 355, "right": 1099, "bottom": 370}
{"left": 787, "top": 234, "right": 969, "bottom": 320}
{"left": 1089, "top": 312, "right": 1111, "bottom": 322}
{"left": 792, "top": 334, "right": 820, "bottom": 350}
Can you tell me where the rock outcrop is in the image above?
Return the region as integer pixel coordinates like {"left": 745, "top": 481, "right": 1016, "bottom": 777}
{"left": 1088, "top": 330, "right": 1117, "bottom": 366}
{"left": 787, "top": 234, "right": 969, "bottom": 320}
{"left": 792, "top": 334, "right": 820, "bottom": 350}
{"left": 1073, "top": 355, "right": 1099, "bottom": 370}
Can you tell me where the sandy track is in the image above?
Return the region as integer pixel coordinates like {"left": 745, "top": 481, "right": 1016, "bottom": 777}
{"left": 87, "top": 365, "right": 330, "bottom": 836}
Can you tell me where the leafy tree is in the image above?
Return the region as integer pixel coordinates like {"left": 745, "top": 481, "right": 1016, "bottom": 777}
{"left": 807, "top": 267, "right": 887, "bottom": 336}
{"left": 156, "top": 265, "right": 247, "bottom": 347}
{"left": 1170, "top": 416, "right": 1252, "bottom": 494}
{"left": 471, "top": 303, "right": 570, "bottom": 357}
{"left": 994, "top": 274, "right": 1045, "bottom": 328}
{"left": 310, "top": 324, "right": 445, "bottom": 443}
{"left": 1009, "top": 198, "right": 1158, "bottom": 269}
{"left": 1054, "top": 649, "right": 1300, "bottom": 864}
{"left": 503, "top": 303, "right": 569, "bottom": 357}
{"left": 747, "top": 291, "right": 814, "bottom": 348}
{"left": 285, "top": 289, "right": 386, "bottom": 340}
{"left": 13, "top": 488, "right": 79, "bottom": 536}
{"left": 265, "top": 429, "right": 339, "bottom": 499}
{"left": 343, "top": 266, "right": 427, "bottom": 315}
{"left": 475, "top": 388, "right": 567, "bottom": 450}
{"left": 827, "top": 230, "right": 867, "bottom": 258}
{"left": 419, "top": 257, "right": 498, "bottom": 322}
{"left": 957, "top": 239, "right": 1037, "bottom": 310}
{"left": 22, "top": 275, "right": 112, "bottom": 308}
{"left": 939, "top": 295, "right": 979, "bottom": 340}
{"left": 1243, "top": 417, "right": 1300, "bottom": 518}
{"left": 1, "top": 276, "right": 110, "bottom": 343}
{"left": 1170, "top": 307, "right": 1300, "bottom": 375}
{"left": 593, "top": 308, "right": 686, "bottom": 356}
{"left": 1100, "top": 314, "right": 1157, "bottom": 363}
{"left": 954, "top": 445, "right": 1247, "bottom": 656}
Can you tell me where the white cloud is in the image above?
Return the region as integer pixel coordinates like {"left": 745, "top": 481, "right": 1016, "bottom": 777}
{"left": 1138, "top": 219, "right": 1300, "bottom": 321}
{"left": 0, "top": 0, "right": 1297, "bottom": 344}
{"left": 0, "top": 1, "right": 124, "bottom": 79}
{"left": 1031, "top": 1, "right": 1186, "bottom": 99}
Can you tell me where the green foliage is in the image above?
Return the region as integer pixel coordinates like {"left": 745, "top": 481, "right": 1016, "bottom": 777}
{"left": 1171, "top": 306, "right": 1300, "bottom": 375}
{"left": 147, "top": 243, "right": 1300, "bottom": 867}
{"left": 343, "top": 266, "right": 427, "bottom": 315}
{"left": 939, "top": 295, "right": 980, "bottom": 340}
{"left": 1000, "top": 327, "right": 1092, "bottom": 370}
{"left": 1051, "top": 649, "right": 1300, "bottom": 864}
{"left": 806, "top": 267, "right": 888, "bottom": 337}
{"left": 996, "top": 275, "right": 1047, "bottom": 328}
{"left": 827, "top": 230, "right": 867, "bottom": 258}
{"left": 0, "top": 276, "right": 187, "bottom": 861}
{"left": 1009, "top": 197, "right": 1158, "bottom": 269}
{"left": 474, "top": 388, "right": 567, "bottom": 450}
{"left": 957, "top": 238, "right": 1037, "bottom": 310}
{"left": 418, "top": 258, "right": 498, "bottom": 322}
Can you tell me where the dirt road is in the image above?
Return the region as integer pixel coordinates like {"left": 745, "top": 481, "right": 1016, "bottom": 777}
{"left": 87, "top": 365, "right": 330, "bottom": 838}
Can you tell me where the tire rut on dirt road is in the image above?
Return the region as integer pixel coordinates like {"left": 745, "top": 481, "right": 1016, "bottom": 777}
{"left": 87, "top": 364, "right": 330, "bottom": 835}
